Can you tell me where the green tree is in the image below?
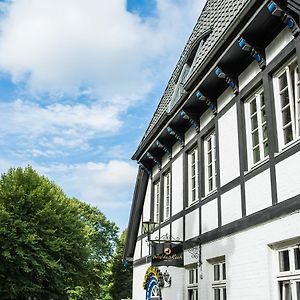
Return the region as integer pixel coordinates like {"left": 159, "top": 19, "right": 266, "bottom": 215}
{"left": 109, "top": 229, "right": 133, "bottom": 300}
{"left": 0, "top": 166, "right": 118, "bottom": 300}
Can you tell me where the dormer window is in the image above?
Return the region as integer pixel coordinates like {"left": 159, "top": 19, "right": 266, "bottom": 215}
{"left": 168, "top": 28, "right": 212, "bottom": 113}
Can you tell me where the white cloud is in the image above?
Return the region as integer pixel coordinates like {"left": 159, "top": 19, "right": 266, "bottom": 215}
{"left": 0, "top": 99, "right": 122, "bottom": 151}
{"left": 40, "top": 160, "right": 138, "bottom": 209}
{"left": 0, "top": 0, "right": 204, "bottom": 105}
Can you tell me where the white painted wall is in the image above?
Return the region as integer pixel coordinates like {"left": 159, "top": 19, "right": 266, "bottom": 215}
{"left": 265, "top": 27, "right": 294, "bottom": 64}
{"left": 141, "top": 237, "right": 150, "bottom": 258}
{"left": 171, "top": 155, "right": 183, "bottom": 215}
{"left": 172, "top": 142, "right": 182, "bottom": 157}
{"left": 160, "top": 267, "right": 185, "bottom": 300}
{"left": 161, "top": 153, "right": 170, "bottom": 169}
{"left": 276, "top": 150, "right": 300, "bottom": 202}
{"left": 185, "top": 209, "right": 199, "bottom": 240}
{"left": 132, "top": 263, "right": 150, "bottom": 300}
{"left": 185, "top": 127, "right": 197, "bottom": 145}
{"left": 245, "top": 169, "right": 272, "bottom": 215}
{"left": 217, "top": 87, "right": 235, "bottom": 113}
{"left": 134, "top": 240, "right": 141, "bottom": 261}
{"left": 218, "top": 105, "right": 240, "bottom": 186}
{"left": 200, "top": 109, "right": 214, "bottom": 131}
{"left": 221, "top": 186, "right": 242, "bottom": 225}
{"left": 202, "top": 199, "right": 218, "bottom": 233}
{"left": 172, "top": 218, "right": 184, "bottom": 241}
{"left": 199, "top": 211, "right": 300, "bottom": 300}
{"left": 160, "top": 224, "right": 171, "bottom": 240}
{"left": 143, "top": 178, "right": 152, "bottom": 222}
{"left": 238, "top": 61, "right": 260, "bottom": 91}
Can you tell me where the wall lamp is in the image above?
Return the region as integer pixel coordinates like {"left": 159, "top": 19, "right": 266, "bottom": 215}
{"left": 142, "top": 219, "right": 157, "bottom": 241}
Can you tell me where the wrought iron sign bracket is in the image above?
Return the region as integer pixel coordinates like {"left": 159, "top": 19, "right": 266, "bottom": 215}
{"left": 155, "top": 140, "right": 172, "bottom": 159}
{"left": 238, "top": 37, "right": 266, "bottom": 69}
{"left": 215, "top": 67, "right": 239, "bottom": 95}
{"left": 179, "top": 111, "right": 200, "bottom": 133}
{"left": 166, "top": 126, "right": 184, "bottom": 147}
{"left": 195, "top": 91, "right": 217, "bottom": 115}
{"left": 267, "top": 1, "right": 300, "bottom": 37}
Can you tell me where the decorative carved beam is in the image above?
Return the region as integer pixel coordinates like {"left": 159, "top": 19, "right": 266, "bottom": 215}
{"left": 166, "top": 126, "right": 184, "bottom": 146}
{"left": 238, "top": 37, "right": 266, "bottom": 69}
{"left": 215, "top": 67, "right": 239, "bottom": 95}
{"left": 195, "top": 90, "right": 217, "bottom": 115}
{"left": 267, "top": 1, "right": 299, "bottom": 37}
{"left": 155, "top": 140, "right": 172, "bottom": 159}
{"left": 139, "top": 162, "right": 152, "bottom": 177}
{"left": 179, "top": 110, "right": 200, "bottom": 132}
{"left": 146, "top": 152, "right": 161, "bottom": 170}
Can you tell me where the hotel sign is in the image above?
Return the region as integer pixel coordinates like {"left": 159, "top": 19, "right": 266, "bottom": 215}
{"left": 151, "top": 243, "right": 183, "bottom": 267}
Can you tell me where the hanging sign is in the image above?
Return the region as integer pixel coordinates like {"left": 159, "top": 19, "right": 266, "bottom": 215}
{"left": 151, "top": 243, "right": 184, "bottom": 267}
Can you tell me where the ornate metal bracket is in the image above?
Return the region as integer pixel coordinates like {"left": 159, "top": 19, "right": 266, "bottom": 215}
{"left": 215, "top": 67, "right": 239, "bottom": 95}
{"left": 238, "top": 38, "right": 266, "bottom": 69}
{"left": 166, "top": 126, "right": 184, "bottom": 146}
{"left": 153, "top": 233, "right": 182, "bottom": 243}
{"left": 195, "top": 91, "right": 217, "bottom": 115}
{"left": 267, "top": 1, "right": 300, "bottom": 37}
{"left": 187, "top": 245, "right": 201, "bottom": 261}
{"left": 179, "top": 111, "right": 200, "bottom": 132}
{"left": 155, "top": 140, "right": 172, "bottom": 159}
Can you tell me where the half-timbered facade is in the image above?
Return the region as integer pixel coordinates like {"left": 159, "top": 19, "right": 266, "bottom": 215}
{"left": 124, "top": 0, "right": 300, "bottom": 299}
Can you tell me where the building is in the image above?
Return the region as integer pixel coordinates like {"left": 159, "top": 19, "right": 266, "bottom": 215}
{"left": 124, "top": 0, "right": 300, "bottom": 299}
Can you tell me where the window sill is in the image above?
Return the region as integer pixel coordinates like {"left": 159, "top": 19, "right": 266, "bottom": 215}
{"left": 276, "top": 138, "right": 300, "bottom": 157}
{"left": 202, "top": 190, "right": 217, "bottom": 201}
{"left": 245, "top": 156, "right": 269, "bottom": 176}
{"left": 186, "top": 199, "right": 199, "bottom": 209}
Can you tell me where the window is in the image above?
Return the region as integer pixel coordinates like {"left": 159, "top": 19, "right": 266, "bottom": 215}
{"left": 276, "top": 245, "right": 300, "bottom": 300}
{"left": 245, "top": 88, "right": 269, "bottom": 167}
{"left": 274, "top": 58, "right": 300, "bottom": 149}
{"left": 153, "top": 181, "right": 160, "bottom": 224}
{"left": 212, "top": 261, "right": 226, "bottom": 300}
{"left": 188, "top": 147, "right": 199, "bottom": 205}
{"left": 204, "top": 131, "right": 217, "bottom": 195}
{"left": 187, "top": 267, "right": 198, "bottom": 300}
{"left": 163, "top": 172, "right": 171, "bottom": 221}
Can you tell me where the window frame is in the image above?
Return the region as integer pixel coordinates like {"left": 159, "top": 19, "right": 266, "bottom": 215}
{"left": 187, "top": 266, "right": 199, "bottom": 300}
{"left": 273, "top": 57, "right": 300, "bottom": 150}
{"left": 153, "top": 180, "right": 161, "bottom": 224}
{"left": 244, "top": 87, "right": 269, "bottom": 168}
{"left": 163, "top": 171, "right": 171, "bottom": 221}
{"left": 204, "top": 130, "right": 217, "bottom": 196}
{"left": 187, "top": 146, "right": 199, "bottom": 206}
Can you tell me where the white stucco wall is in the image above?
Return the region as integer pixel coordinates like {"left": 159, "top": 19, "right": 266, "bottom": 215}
{"left": 201, "top": 199, "right": 218, "bottom": 233}
{"left": 171, "top": 155, "right": 183, "bottom": 215}
{"left": 245, "top": 169, "right": 272, "bottom": 215}
{"left": 218, "top": 105, "right": 240, "bottom": 186}
{"left": 221, "top": 186, "right": 242, "bottom": 225}
{"left": 185, "top": 209, "right": 199, "bottom": 240}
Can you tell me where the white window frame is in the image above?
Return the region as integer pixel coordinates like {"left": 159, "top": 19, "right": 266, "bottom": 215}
{"left": 273, "top": 57, "right": 300, "bottom": 150}
{"left": 188, "top": 147, "right": 199, "bottom": 205}
{"left": 187, "top": 267, "right": 199, "bottom": 300}
{"left": 245, "top": 88, "right": 269, "bottom": 168}
{"left": 275, "top": 245, "right": 300, "bottom": 300}
{"left": 204, "top": 131, "right": 217, "bottom": 196}
{"left": 163, "top": 171, "right": 171, "bottom": 221}
{"left": 207, "top": 257, "right": 226, "bottom": 300}
{"left": 153, "top": 181, "right": 160, "bottom": 224}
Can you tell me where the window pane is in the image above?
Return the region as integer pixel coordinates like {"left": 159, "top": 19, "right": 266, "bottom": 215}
{"left": 264, "top": 141, "right": 269, "bottom": 157}
{"left": 250, "top": 100, "right": 257, "bottom": 115}
{"left": 282, "top": 108, "right": 292, "bottom": 126}
{"left": 222, "top": 263, "right": 226, "bottom": 280}
{"left": 297, "top": 282, "right": 300, "bottom": 300}
{"left": 252, "top": 130, "right": 259, "bottom": 147}
{"left": 283, "top": 125, "right": 293, "bottom": 145}
{"left": 295, "top": 248, "right": 300, "bottom": 270}
{"left": 223, "top": 288, "right": 227, "bottom": 300}
{"left": 214, "top": 289, "right": 220, "bottom": 300}
{"left": 214, "top": 264, "right": 220, "bottom": 281}
{"left": 279, "top": 250, "right": 290, "bottom": 272}
{"left": 280, "top": 89, "right": 290, "bottom": 108}
{"left": 284, "top": 282, "right": 292, "bottom": 300}
{"left": 253, "top": 147, "right": 260, "bottom": 164}
{"left": 251, "top": 115, "right": 258, "bottom": 130}
{"left": 279, "top": 73, "right": 288, "bottom": 91}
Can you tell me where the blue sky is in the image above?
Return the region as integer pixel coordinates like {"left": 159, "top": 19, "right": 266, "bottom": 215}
{"left": 0, "top": 0, "right": 204, "bottom": 231}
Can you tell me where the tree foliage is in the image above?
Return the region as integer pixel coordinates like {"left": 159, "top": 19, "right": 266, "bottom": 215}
{"left": 109, "top": 229, "right": 133, "bottom": 300}
{"left": 0, "top": 166, "right": 118, "bottom": 300}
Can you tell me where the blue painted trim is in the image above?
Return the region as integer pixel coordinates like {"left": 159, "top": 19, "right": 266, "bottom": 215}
{"left": 267, "top": 1, "right": 277, "bottom": 14}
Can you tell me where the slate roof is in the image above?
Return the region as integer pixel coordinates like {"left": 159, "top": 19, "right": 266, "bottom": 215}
{"left": 136, "top": 0, "right": 251, "bottom": 154}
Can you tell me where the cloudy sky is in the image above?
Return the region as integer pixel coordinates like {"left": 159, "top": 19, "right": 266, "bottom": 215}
{"left": 0, "top": 0, "right": 204, "bottom": 231}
